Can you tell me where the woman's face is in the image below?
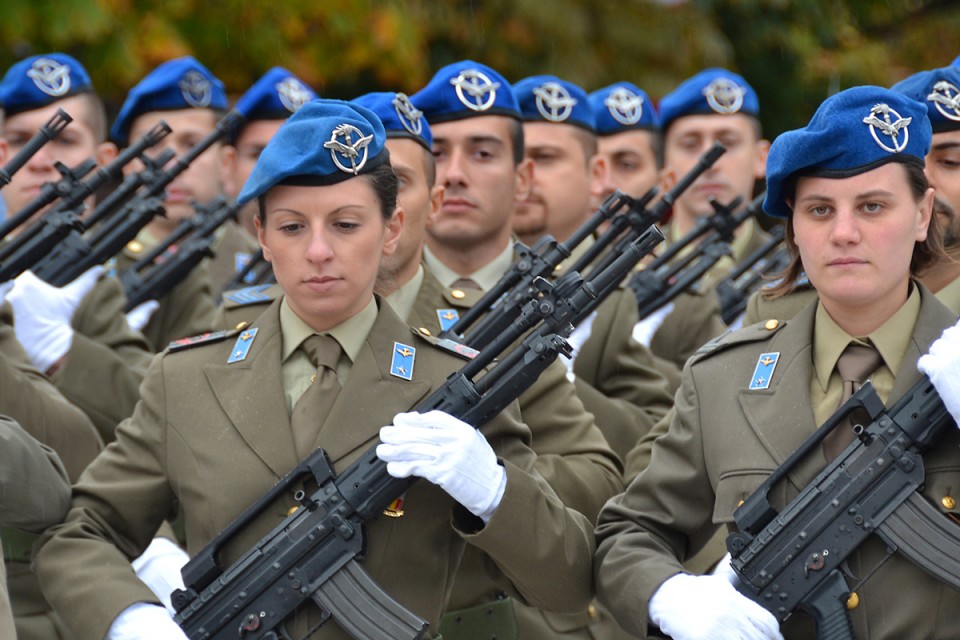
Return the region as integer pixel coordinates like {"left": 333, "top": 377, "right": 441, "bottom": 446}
{"left": 792, "top": 162, "right": 933, "bottom": 327}
{"left": 257, "top": 181, "right": 401, "bottom": 332}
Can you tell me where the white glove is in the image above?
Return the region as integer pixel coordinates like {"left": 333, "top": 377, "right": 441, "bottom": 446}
{"left": 632, "top": 301, "right": 675, "bottom": 347}
{"left": 7, "top": 266, "right": 104, "bottom": 372}
{"left": 126, "top": 300, "right": 160, "bottom": 332}
{"left": 132, "top": 537, "right": 189, "bottom": 614}
{"left": 559, "top": 310, "right": 598, "bottom": 381}
{"left": 377, "top": 411, "right": 507, "bottom": 523}
{"left": 106, "top": 602, "right": 189, "bottom": 640}
{"left": 919, "top": 320, "right": 960, "bottom": 424}
{"left": 710, "top": 551, "right": 738, "bottom": 585}
{"left": 0, "top": 281, "right": 12, "bottom": 306}
{"left": 649, "top": 573, "right": 783, "bottom": 640}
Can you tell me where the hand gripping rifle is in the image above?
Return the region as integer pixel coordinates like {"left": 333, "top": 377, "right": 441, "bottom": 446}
{"left": 170, "top": 228, "right": 664, "bottom": 640}
{"left": 714, "top": 225, "right": 787, "bottom": 325}
{"left": 0, "top": 108, "right": 72, "bottom": 190}
{"left": 0, "top": 122, "right": 173, "bottom": 282}
{"left": 121, "top": 196, "right": 239, "bottom": 310}
{"left": 30, "top": 110, "right": 244, "bottom": 286}
{"left": 726, "top": 379, "right": 960, "bottom": 639}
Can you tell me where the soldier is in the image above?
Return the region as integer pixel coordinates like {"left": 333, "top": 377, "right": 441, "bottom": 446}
{"left": 217, "top": 66, "right": 318, "bottom": 293}
{"left": 35, "top": 98, "right": 595, "bottom": 640}
{"left": 109, "top": 56, "right": 224, "bottom": 350}
{"left": 596, "top": 85, "right": 960, "bottom": 640}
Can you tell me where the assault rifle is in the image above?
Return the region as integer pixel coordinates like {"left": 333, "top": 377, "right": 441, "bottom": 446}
{"left": 121, "top": 196, "right": 239, "bottom": 310}
{"left": 171, "top": 226, "right": 664, "bottom": 640}
{"left": 0, "top": 108, "right": 72, "bottom": 190}
{"left": 628, "top": 193, "right": 764, "bottom": 320}
{"left": 0, "top": 122, "right": 173, "bottom": 281}
{"left": 714, "top": 225, "right": 787, "bottom": 325}
{"left": 726, "top": 379, "right": 960, "bottom": 639}
{"left": 30, "top": 110, "right": 244, "bottom": 286}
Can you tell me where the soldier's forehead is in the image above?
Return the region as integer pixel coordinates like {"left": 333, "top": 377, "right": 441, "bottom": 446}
{"left": 430, "top": 115, "right": 514, "bottom": 144}
{"left": 666, "top": 113, "right": 757, "bottom": 139}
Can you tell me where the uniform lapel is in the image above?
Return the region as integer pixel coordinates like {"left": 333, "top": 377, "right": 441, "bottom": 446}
{"left": 312, "top": 301, "right": 432, "bottom": 468}
{"left": 204, "top": 299, "right": 299, "bottom": 478}
{"left": 409, "top": 266, "right": 448, "bottom": 332}
{"left": 891, "top": 284, "right": 957, "bottom": 399}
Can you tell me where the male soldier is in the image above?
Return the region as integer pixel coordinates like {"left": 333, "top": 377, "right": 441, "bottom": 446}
{"left": 217, "top": 66, "right": 317, "bottom": 293}
{"left": 109, "top": 56, "right": 225, "bottom": 350}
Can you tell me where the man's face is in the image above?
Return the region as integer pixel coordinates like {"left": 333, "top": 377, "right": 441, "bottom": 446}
{"left": 596, "top": 129, "right": 659, "bottom": 201}
{"left": 379, "top": 137, "right": 442, "bottom": 281}
{"left": 225, "top": 119, "right": 284, "bottom": 237}
{"left": 925, "top": 129, "right": 960, "bottom": 249}
{"left": 514, "top": 122, "right": 603, "bottom": 244}
{"left": 0, "top": 95, "right": 111, "bottom": 218}
{"left": 662, "top": 113, "right": 768, "bottom": 229}
{"left": 125, "top": 109, "right": 227, "bottom": 229}
{"left": 427, "top": 115, "right": 531, "bottom": 252}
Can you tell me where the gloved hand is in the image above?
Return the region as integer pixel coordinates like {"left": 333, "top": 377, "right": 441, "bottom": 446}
{"left": 0, "top": 281, "right": 12, "bottom": 306}
{"left": 710, "top": 552, "right": 738, "bottom": 586}
{"left": 377, "top": 411, "right": 507, "bottom": 523}
{"left": 131, "top": 537, "right": 189, "bottom": 614}
{"left": 919, "top": 320, "right": 960, "bottom": 424}
{"left": 559, "top": 311, "right": 598, "bottom": 381}
{"left": 106, "top": 602, "right": 189, "bottom": 640}
{"left": 631, "top": 301, "right": 675, "bottom": 347}
{"left": 126, "top": 300, "right": 160, "bottom": 333}
{"left": 648, "top": 572, "right": 783, "bottom": 640}
{"left": 6, "top": 266, "right": 103, "bottom": 373}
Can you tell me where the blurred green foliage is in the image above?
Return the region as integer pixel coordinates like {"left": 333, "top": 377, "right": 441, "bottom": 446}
{"left": 2, "top": 0, "right": 959, "bottom": 136}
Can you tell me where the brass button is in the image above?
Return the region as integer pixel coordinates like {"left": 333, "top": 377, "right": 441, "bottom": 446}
{"left": 764, "top": 319, "right": 779, "bottom": 331}
{"left": 451, "top": 289, "right": 466, "bottom": 300}
{"left": 126, "top": 240, "right": 144, "bottom": 254}
{"left": 235, "top": 321, "right": 249, "bottom": 331}
{"left": 587, "top": 603, "right": 597, "bottom": 618}
{"left": 310, "top": 374, "right": 317, "bottom": 383}
{"left": 418, "top": 327, "right": 432, "bottom": 336}
{"left": 943, "top": 496, "right": 956, "bottom": 510}
{"left": 737, "top": 499, "right": 745, "bottom": 507}
{"left": 846, "top": 592, "right": 859, "bottom": 610}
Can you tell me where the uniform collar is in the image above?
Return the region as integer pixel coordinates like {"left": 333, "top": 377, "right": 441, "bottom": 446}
{"left": 279, "top": 295, "right": 378, "bottom": 365}
{"left": 812, "top": 283, "right": 920, "bottom": 392}
{"left": 385, "top": 264, "right": 424, "bottom": 322}
{"left": 422, "top": 241, "right": 514, "bottom": 291}
{"left": 934, "top": 273, "right": 960, "bottom": 314}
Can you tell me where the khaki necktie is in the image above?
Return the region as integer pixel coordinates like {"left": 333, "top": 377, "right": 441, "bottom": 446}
{"left": 823, "top": 343, "right": 883, "bottom": 461}
{"left": 291, "top": 334, "right": 342, "bottom": 459}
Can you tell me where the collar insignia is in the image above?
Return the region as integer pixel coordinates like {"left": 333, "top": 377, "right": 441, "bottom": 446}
{"left": 702, "top": 78, "right": 746, "bottom": 114}
{"left": 436, "top": 308, "right": 460, "bottom": 332}
{"left": 276, "top": 77, "right": 312, "bottom": 113}
{"left": 533, "top": 81, "right": 577, "bottom": 122}
{"left": 324, "top": 123, "right": 374, "bottom": 174}
{"left": 450, "top": 69, "right": 500, "bottom": 112}
{"left": 748, "top": 351, "right": 780, "bottom": 390}
{"left": 179, "top": 71, "right": 213, "bottom": 108}
{"left": 392, "top": 92, "right": 424, "bottom": 136}
{"left": 27, "top": 58, "right": 71, "bottom": 97}
{"left": 862, "top": 103, "right": 911, "bottom": 153}
{"left": 928, "top": 80, "right": 960, "bottom": 122}
{"left": 390, "top": 341, "right": 416, "bottom": 380}
{"left": 604, "top": 87, "right": 644, "bottom": 125}
{"left": 227, "top": 327, "right": 259, "bottom": 363}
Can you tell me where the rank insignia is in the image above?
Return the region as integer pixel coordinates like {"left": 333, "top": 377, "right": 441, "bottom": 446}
{"left": 227, "top": 328, "right": 259, "bottom": 364}
{"left": 390, "top": 342, "right": 416, "bottom": 380}
{"left": 224, "top": 284, "right": 274, "bottom": 306}
{"left": 167, "top": 330, "right": 228, "bottom": 353}
{"left": 748, "top": 352, "right": 780, "bottom": 390}
{"left": 436, "top": 308, "right": 460, "bottom": 332}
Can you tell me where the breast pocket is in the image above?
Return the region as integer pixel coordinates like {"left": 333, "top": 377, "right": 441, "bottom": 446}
{"left": 713, "top": 468, "right": 780, "bottom": 526}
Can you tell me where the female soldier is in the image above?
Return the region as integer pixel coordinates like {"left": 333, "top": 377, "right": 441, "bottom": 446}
{"left": 595, "top": 85, "right": 960, "bottom": 640}
{"left": 34, "top": 99, "right": 594, "bottom": 640}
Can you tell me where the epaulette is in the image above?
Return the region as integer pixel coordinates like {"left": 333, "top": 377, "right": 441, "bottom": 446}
{"left": 167, "top": 330, "right": 236, "bottom": 353}
{"left": 222, "top": 284, "right": 277, "bottom": 308}
{"left": 412, "top": 327, "right": 479, "bottom": 361}
{"left": 689, "top": 317, "right": 786, "bottom": 365}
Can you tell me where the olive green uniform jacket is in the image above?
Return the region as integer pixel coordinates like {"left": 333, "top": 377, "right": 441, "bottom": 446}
{"left": 0, "top": 415, "right": 72, "bottom": 640}
{"left": 205, "top": 219, "right": 260, "bottom": 296}
{"left": 35, "top": 298, "right": 595, "bottom": 640}
{"left": 597, "top": 286, "right": 960, "bottom": 639}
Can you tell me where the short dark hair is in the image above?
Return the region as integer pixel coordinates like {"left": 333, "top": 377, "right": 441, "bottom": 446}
{"left": 508, "top": 117, "right": 524, "bottom": 165}
{"left": 765, "top": 161, "right": 945, "bottom": 299}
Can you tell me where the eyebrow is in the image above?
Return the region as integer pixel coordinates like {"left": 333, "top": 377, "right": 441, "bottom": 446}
{"left": 931, "top": 141, "right": 960, "bottom": 152}
{"left": 796, "top": 189, "right": 895, "bottom": 203}
{"left": 434, "top": 134, "right": 505, "bottom": 147}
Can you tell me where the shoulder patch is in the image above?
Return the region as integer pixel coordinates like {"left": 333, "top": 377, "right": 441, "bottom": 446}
{"left": 223, "top": 284, "right": 276, "bottom": 308}
{"left": 413, "top": 327, "right": 479, "bottom": 361}
{"left": 167, "top": 330, "right": 233, "bottom": 353}
{"left": 689, "top": 320, "right": 787, "bottom": 365}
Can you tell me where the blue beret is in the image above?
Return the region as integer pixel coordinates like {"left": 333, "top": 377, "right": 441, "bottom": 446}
{"left": 588, "top": 82, "right": 660, "bottom": 135}
{"left": 891, "top": 66, "right": 960, "bottom": 134}
{"left": 952, "top": 55, "right": 960, "bottom": 67}
{"left": 238, "top": 99, "right": 388, "bottom": 205}
{"left": 351, "top": 91, "right": 432, "bottom": 150}
{"left": 0, "top": 53, "right": 93, "bottom": 117}
{"left": 411, "top": 60, "right": 520, "bottom": 124}
{"left": 764, "top": 86, "right": 931, "bottom": 218}
{"left": 512, "top": 75, "right": 596, "bottom": 132}
{"left": 111, "top": 56, "right": 228, "bottom": 146}
{"left": 234, "top": 67, "right": 317, "bottom": 122}
{"left": 659, "top": 68, "right": 759, "bottom": 132}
